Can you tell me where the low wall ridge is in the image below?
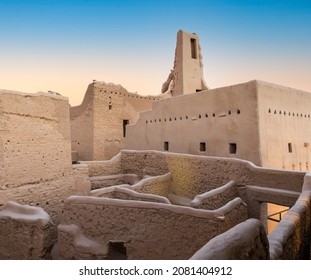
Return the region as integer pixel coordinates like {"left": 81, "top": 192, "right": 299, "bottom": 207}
{"left": 65, "top": 195, "right": 246, "bottom": 221}
{"left": 191, "top": 181, "right": 235, "bottom": 203}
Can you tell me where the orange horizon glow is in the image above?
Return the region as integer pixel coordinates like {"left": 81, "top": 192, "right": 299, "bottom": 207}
{"left": 1, "top": 0, "right": 310, "bottom": 106}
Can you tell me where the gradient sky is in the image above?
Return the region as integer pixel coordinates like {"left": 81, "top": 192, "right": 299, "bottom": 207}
{"left": 0, "top": 0, "right": 311, "bottom": 106}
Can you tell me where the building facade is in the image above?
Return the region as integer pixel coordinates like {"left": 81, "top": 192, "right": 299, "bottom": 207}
{"left": 70, "top": 82, "right": 165, "bottom": 161}
{"left": 126, "top": 80, "right": 311, "bottom": 171}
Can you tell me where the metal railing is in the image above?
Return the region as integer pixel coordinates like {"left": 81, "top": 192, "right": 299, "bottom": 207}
{"left": 267, "top": 208, "right": 289, "bottom": 223}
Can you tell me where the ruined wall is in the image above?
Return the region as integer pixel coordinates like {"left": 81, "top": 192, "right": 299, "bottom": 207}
{"left": 126, "top": 81, "right": 262, "bottom": 166}
{"left": 85, "top": 150, "right": 305, "bottom": 200}
{"left": 0, "top": 201, "right": 54, "bottom": 259}
{"left": 91, "top": 186, "right": 171, "bottom": 204}
{"left": 119, "top": 151, "right": 305, "bottom": 198}
{"left": 90, "top": 174, "right": 139, "bottom": 190}
{"left": 129, "top": 173, "right": 171, "bottom": 197}
{"left": 72, "top": 164, "right": 92, "bottom": 196}
{"left": 269, "top": 190, "right": 311, "bottom": 259}
{"left": 1, "top": 90, "right": 72, "bottom": 187}
{"left": 58, "top": 196, "right": 247, "bottom": 260}
{"left": 120, "top": 150, "right": 169, "bottom": 178}
{"left": 257, "top": 81, "right": 311, "bottom": 171}
{"left": 191, "top": 181, "right": 238, "bottom": 210}
{"left": 70, "top": 84, "right": 94, "bottom": 160}
{"left": 162, "top": 30, "right": 208, "bottom": 96}
{"left": 190, "top": 219, "right": 269, "bottom": 260}
{"left": 85, "top": 153, "right": 122, "bottom": 177}
{"left": 70, "top": 82, "right": 163, "bottom": 161}
{"left": 0, "top": 90, "right": 90, "bottom": 224}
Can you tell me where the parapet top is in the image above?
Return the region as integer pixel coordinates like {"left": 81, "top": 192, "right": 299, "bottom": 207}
{"left": 0, "top": 88, "right": 68, "bottom": 100}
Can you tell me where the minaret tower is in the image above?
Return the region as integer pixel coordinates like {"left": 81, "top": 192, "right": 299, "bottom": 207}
{"left": 162, "top": 30, "right": 208, "bottom": 96}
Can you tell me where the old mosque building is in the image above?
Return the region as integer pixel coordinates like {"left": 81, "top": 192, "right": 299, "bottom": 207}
{"left": 0, "top": 30, "right": 310, "bottom": 260}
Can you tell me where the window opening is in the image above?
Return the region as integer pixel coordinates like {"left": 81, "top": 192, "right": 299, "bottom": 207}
{"left": 229, "top": 143, "right": 237, "bottom": 154}
{"left": 123, "top": 120, "right": 129, "bottom": 137}
{"left": 190, "top": 38, "right": 197, "bottom": 59}
{"left": 288, "top": 143, "right": 292, "bottom": 153}
{"left": 108, "top": 241, "right": 127, "bottom": 260}
{"left": 200, "top": 142, "right": 206, "bottom": 152}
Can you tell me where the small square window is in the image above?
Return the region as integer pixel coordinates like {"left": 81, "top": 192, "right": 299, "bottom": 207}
{"left": 229, "top": 143, "right": 237, "bottom": 154}
{"left": 200, "top": 142, "right": 206, "bottom": 152}
{"left": 164, "top": 141, "right": 169, "bottom": 151}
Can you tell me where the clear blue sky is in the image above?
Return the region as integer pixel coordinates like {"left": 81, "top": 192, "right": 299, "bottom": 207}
{"left": 0, "top": 0, "right": 310, "bottom": 105}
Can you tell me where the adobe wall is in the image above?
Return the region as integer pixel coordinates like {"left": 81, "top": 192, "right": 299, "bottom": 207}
{"left": 118, "top": 151, "right": 305, "bottom": 199}
{"left": 257, "top": 81, "right": 311, "bottom": 171}
{"left": 190, "top": 218, "right": 269, "bottom": 260}
{"left": 126, "top": 81, "right": 262, "bottom": 166}
{"left": 0, "top": 90, "right": 90, "bottom": 224}
{"left": 58, "top": 196, "right": 247, "bottom": 260}
{"left": 70, "top": 81, "right": 163, "bottom": 161}
{"left": 91, "top": 186, "right": 171, "bottom": 204}
{"left": 70, "top": 84, "right": 94, "bottom": 160}
{"left": 120, "top": 150, "right": 169, "bottom": 177}
{"left": 162, "top": 30, "right": 207, "bottom": 96}
{"left": 0, "top": 201, "right": 54, "bottom": 260}
{"left": 85, "top": 153, "right": 122, "bottom": 177}
{"left": 269, "top": 190, "right": 311, "bottom": 259}
{"left": 129, "top": 173, "right": 171, "bottom": 197}
{"left": 190, "top": 181, "right": 238, "bottom": 210}
{"left": 1, "top": 90, "right": 72, "bottom": 187}
{"left": 90, "top": 174, "right": 139, "bottom": 190}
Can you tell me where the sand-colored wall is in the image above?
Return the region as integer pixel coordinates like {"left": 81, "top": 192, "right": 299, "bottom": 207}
{"left": 118, "top": 151, "right": 305, "bottom": 198}
{"left": 91, "top": 186, "right": 171, "bottom": 204}
{"left": 120, "top": 150, "right": 169, "bottom": 178}
{"left": 129, "top": 173, "right": 171, "bottom": 197}
{"left": 85, "top": 150, "right": 305, "bottom": 200}
{"left": 70, "top": 84, "right": 94, "bottom": 160}
{"left": 70, "top": 82, "right": 162, "bottom": 161}
{"left": 127, "top": 80, "right": 311, "bottom": 172}
{"left": 0, "top": 90, "right": 72, "bottom": 187}
{"left": 268, "top": 172, "right": 311, "bottom": 260}
{"left": 191, "top": 181, "right": 238, "bottom": 210}
{"left": 190, "top": 218, "right": 269, "bottom": 260}
{"left": 269, "top": 191, "right": 311, "bottom": 259}
{"left": 0, "top": 201, "right": 54, "bottom": 260}
{"left": 172, "top": 30, "right": 207, "bottom": 96}
{"left": 90, "top": 174, "right": 139, "bottom": 190}
{"left": 58, "top": 196, "right": 247, "bottom": 260}
{"left": 126, "top": 81, "right": 262, "bottom": 166}
{"left": 257, "top": 81, "right": 311, "bottom": 171}
{"left": 0, "top": 90, "right": 90, "bottom": 224}
{"left": 83, "top": 153, "right": 122, "bottom": 177}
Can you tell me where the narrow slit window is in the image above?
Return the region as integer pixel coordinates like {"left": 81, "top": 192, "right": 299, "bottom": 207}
{"left": 123, "top": 120, "right": 129, "bottom": 137}
{"left": 229, "top": 143, "right": 237, "bottom": 154}
{"left": 164, "top": 141, "right": 169, "bottom": 151}
{"left": 109, "top": 105, "right": 112, "bottom": 110}
{"left": 288, "top": 143, "right": 293, "bottom": 153}
{"left": 190, "top": 38, "right": 197, "bottom": 59}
